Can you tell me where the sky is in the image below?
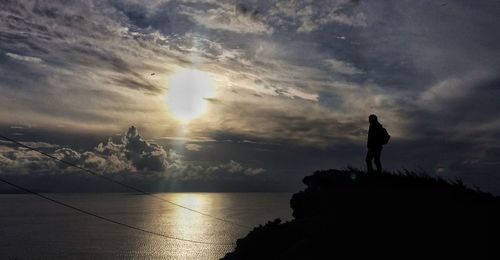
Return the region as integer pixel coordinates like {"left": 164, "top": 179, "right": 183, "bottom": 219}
{"left": 1, "top": 0, "right": 500, "bottom": 193}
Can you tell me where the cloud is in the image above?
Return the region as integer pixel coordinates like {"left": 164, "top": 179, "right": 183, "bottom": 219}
{"left": 93, "top": 125, "right": 169, "bottom": 172}
{"left": 185, "top": 143, "right": 202, "bottom": 151}
{"left": 0, "top": 126, "right": 265, "bottom": 181}
{"left": 0, "top": 145, "right": 55, "bottom": 175}
{"left": 11, "top": 141, "right": 59, "bottom": 149}
{"left": 5, "top": 52, "right": 43, "bottom": 63}
{"left": 159, "top": 136, "right": 216, "bottom": 143}
{"left": 0, "top": 0, "right": 371, "bottom": 143}
{"left": 207, "top": 160, "right": 265, "bottom": 176}
{"left": 269, "top": 0, "right": 366, "bottom": 32}
{"left": 324, "top": 58, "right": 363, "bottom": 75}
{"left": 2, "top": 1, "right": 500, "bottom": 192}
{"left": 180, "top": 2, "right": 273, "bottom": 34}
{"left": 416, "top": 71, "right": 493, "bottom": 111}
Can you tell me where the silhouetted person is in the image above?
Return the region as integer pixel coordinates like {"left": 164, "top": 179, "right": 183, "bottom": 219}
{"left": 366, "top": 114, "right": 390, "bottom": 173}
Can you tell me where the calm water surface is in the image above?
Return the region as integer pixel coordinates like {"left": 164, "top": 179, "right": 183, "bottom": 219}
{"left": 0, "top": 193, "right": 292, "bottom": 259}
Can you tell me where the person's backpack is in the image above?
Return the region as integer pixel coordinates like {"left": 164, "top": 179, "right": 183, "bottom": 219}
{"left": 381, "top": 127, "right": 391, "bottom": 145}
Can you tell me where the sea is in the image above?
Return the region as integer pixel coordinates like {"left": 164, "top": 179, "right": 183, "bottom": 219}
{"left": 0, "top": 193, "right": 293, "bottom": 259}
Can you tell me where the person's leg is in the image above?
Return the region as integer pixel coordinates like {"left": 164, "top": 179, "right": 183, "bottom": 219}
{"left": 366, "top": 148, "right": 374, "bottom": 173}
{"left": 374, "top": 147, "right": 382, "bottom": 173}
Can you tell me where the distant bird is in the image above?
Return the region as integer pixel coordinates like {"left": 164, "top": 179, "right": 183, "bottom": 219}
{"left": 441, "top": 3, "right": 447, "bottom": 6}
{"left": 150, "top": 73, "right": 155, "bottom": 76}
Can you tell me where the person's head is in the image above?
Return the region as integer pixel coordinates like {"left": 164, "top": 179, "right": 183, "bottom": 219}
{"left": 369, "top": 114, "right": 378, "bottom": 124}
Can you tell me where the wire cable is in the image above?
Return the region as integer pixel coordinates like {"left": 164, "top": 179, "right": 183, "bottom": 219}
{"left": 0, "top": 134, "right": 251, "bottom": 229}
{"left": 0, "top": 177, "right": 235, "bottom": 246}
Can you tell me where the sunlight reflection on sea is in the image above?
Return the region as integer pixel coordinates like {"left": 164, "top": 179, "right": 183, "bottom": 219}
{"left": 0, "top": 193, "right": 292, "bottom": 259}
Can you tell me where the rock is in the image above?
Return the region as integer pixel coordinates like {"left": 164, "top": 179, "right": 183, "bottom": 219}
{"left": 223, "top": 169, "right": 499, "bottom": 259}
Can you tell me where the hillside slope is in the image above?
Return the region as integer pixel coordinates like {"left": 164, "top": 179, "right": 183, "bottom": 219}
{"left": 224, "top": 169, "right": 499, "bottom": 259}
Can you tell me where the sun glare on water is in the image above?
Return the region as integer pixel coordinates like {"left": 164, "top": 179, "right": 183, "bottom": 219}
{"left": 165, "top": 69, "right": 215, "bottom": 122}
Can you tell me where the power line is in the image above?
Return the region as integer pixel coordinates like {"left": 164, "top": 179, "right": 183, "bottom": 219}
{"left": 0, "top": 177, "right": 235, "bottom": 246}
{"left": 0, "top": 134, "right": 251, "bottom": 229}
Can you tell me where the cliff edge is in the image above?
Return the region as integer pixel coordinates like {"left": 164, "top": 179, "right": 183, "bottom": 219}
{"left": 223, "top": 169, "right": 498, "bottom": 259}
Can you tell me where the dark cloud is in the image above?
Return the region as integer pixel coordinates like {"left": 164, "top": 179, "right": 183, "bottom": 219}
{"left": 1, "top": 0, "right": 500, "bottom": 193}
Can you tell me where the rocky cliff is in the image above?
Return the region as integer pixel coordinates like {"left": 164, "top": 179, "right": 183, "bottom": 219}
{"left": 224, "top": 169, "right": 498, "bottom": 259}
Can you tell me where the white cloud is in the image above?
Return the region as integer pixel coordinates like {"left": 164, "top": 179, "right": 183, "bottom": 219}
{"left": 0, "top": 126, "right": 265, "bottom": 179}
{"left": 5, "top": 53, "right": 43, "bottom": 63}
{"left": 325, "top": 58, "right": 363, "bottom": 75}
{"left": 185, "top": 143, "right": 202, "bottom": 151}
{"left": 207, "top": 160, "right": 266, "bottom": 176}
{"left": 180, "top": 3, "right": 273, "bottom": 34}
{"left": 244, "top": 167, "right": 266, "bottom": 176}
{"left": 417, "top": 71, "right": 492, "bottom": 111}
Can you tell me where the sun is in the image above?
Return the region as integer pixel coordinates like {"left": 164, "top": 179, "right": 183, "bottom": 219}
{"left": 165, "top": 69, "right": 214, "bottom": 122}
